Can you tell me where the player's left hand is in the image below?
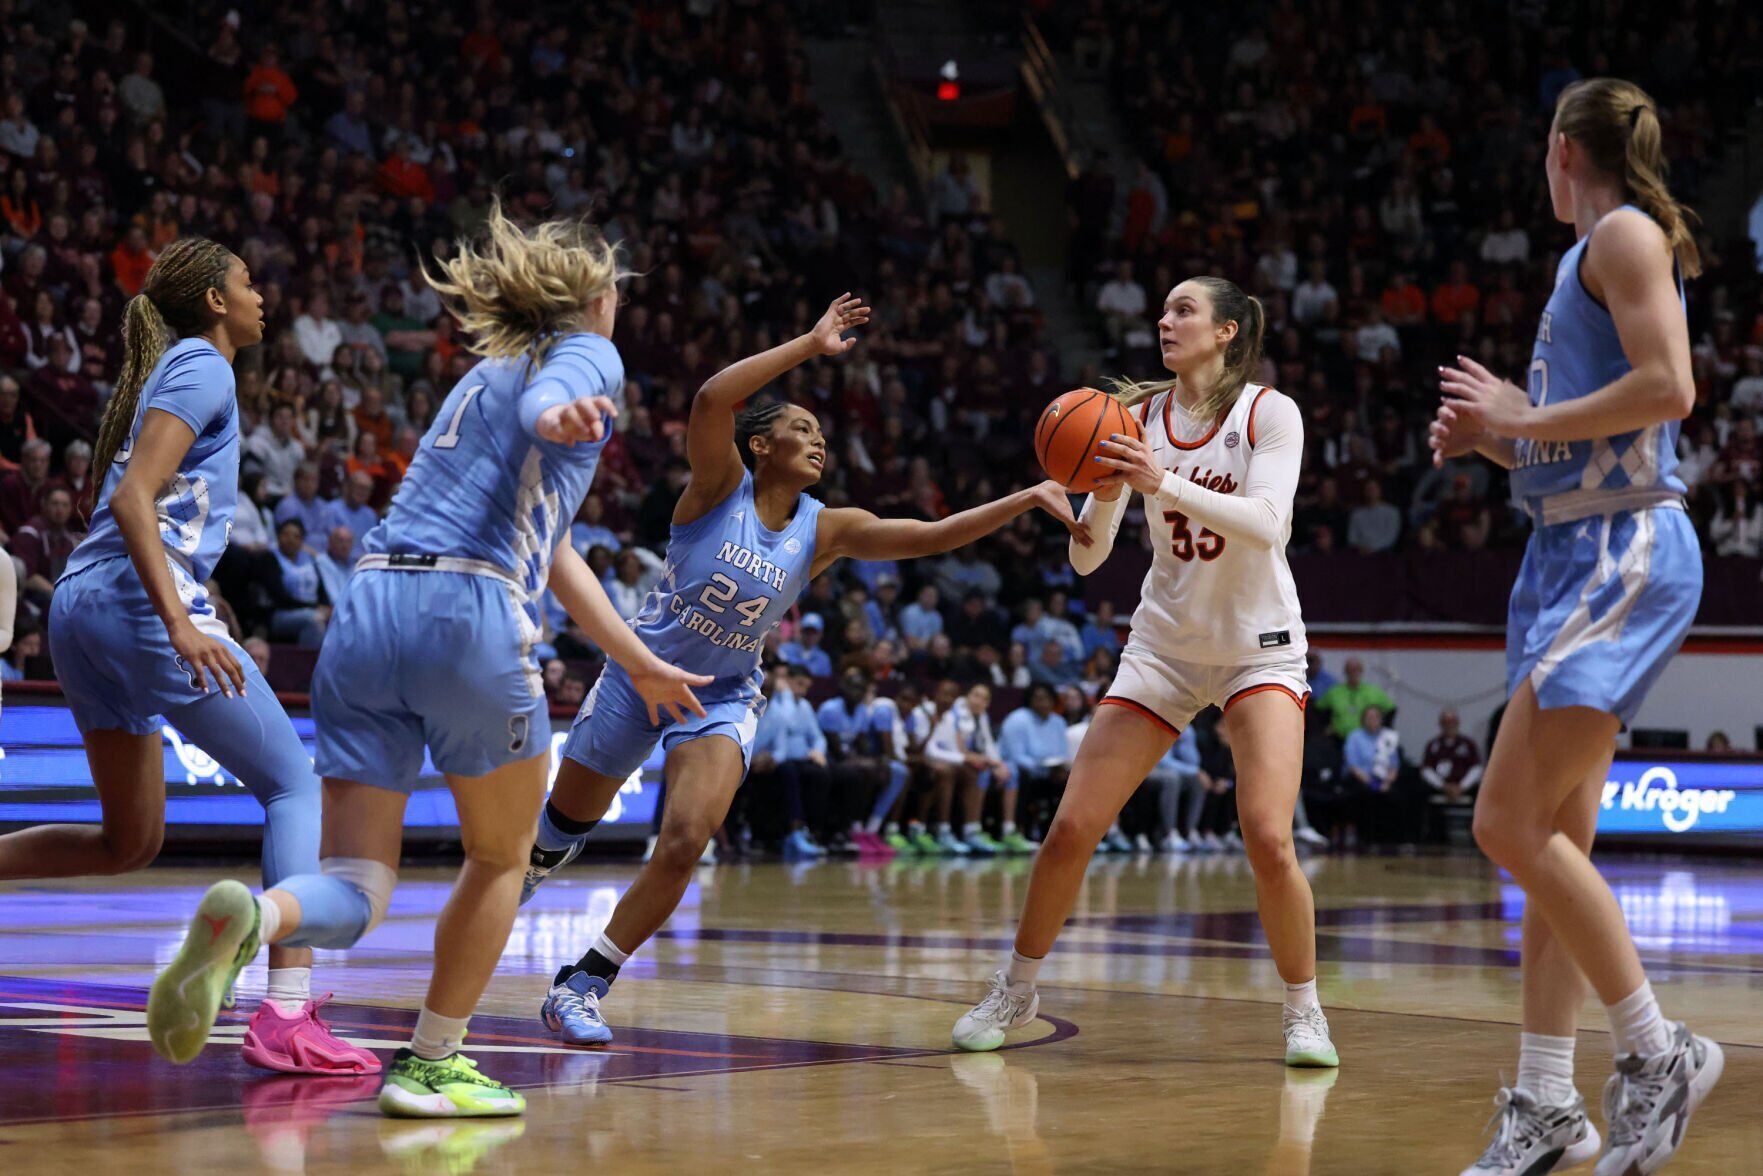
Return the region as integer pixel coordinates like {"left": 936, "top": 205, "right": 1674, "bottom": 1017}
{"left": 1439, "top": 355, "right": 1535, "bottom": 437}
{"left": 628, "top": 658, "right": 716, "bottom": 725}
{"left": 810, "top": 293, "right": 872, "bottom": 356}
{"left": 537, "top": 395, "right": 619, "bottom": 445}
{"left": 1027, "top": 479, "right": 1092, "bottom": 546}
{"left": 1093, "top": 433, "right": 1165, "bottom": 497}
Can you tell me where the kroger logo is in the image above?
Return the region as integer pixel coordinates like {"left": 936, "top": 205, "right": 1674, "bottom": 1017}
{"left": 1601, "top": 766, "right": 1737, "bottom": 834}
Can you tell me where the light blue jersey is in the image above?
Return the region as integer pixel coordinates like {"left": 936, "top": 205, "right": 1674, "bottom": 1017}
{"left": 630, "top": 470, "right": 824, "bottom": 702}
{"left": 314, "top": 332, "right": 624, "bottom": 790}
{"left": 1512, "top": 206, "right": 1687, "bottom": 525}
{"left": 562, "top": 471, "right": 824, "bottom": 781}
{"left": 50, "top": 335, "right": 318, "bottom": 890}
{"left": 61, "top": 338, "right": 238, "bottom": 631}
{"left": 363, "top": 333, "right": 625, "bottom": 618}
{"left": 1506, "top": 209, "right": 1701, "bottom": 723}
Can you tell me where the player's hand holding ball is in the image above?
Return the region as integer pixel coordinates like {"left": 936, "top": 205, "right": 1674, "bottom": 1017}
{"left": 1093, "top": 432, "right": 1165, "bottom": 497}
{"left": 1034, "top": 389, "right": 1143, "bottom": 495}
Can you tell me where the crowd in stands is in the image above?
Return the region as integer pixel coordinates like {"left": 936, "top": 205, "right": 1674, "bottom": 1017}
{"left": 1, "top": 2, "right": 1756, "bottom": 856}
{"left": 1033, "top": 0, "right": 1763, "bottom": 559}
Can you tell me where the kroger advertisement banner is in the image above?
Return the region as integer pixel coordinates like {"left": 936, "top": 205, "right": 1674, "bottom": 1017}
{"left": 0, "top": 703, "right": 658, "bottom": 839}
{"left": 1598, "top": 754, "right": 1763, "bottom": 843}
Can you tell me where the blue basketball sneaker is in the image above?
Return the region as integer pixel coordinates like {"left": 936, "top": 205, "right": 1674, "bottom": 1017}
{"left": 540, "top": 972, "right": 613, "bottom": 1046}
{"left": 521, "top": 836, "right": 586, "bottom": 906}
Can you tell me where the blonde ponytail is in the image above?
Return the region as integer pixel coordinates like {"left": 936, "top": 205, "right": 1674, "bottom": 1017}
{"left": 1556, "top": 78, "right": 1701, "bottom": 279}
{"left": 1106, "top": 277, "right": 1265, "bottom": 423}
{"left": 1623, "top": 103, "right": 1701, "bottom": 278}
{"left": 425, "top": 199, "right": 630, "bottom": 368}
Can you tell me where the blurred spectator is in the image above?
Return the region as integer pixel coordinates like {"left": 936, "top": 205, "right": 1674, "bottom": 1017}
{"left": 326, "top": 472, "right": 379, "bottom": 560}
{"left": 570, "top": 496, "right": 621, "bottom": 555}
{"left": 243, "top": 636, "right": 273, "bottom": 679}
{"left": 260, "top": 518, "right": 326, "bottom": 647}
{"left": 605, "top": 549, "right": 649, "bottom": 620}
{"left": 1347, "top": 479, "right": 1401, "bottom": 554}
{"left": 998, "top": 683, "right": 1071, "bottom": 838}
{"left": 1344, "top": 706, "right": 1401, "bottom": 794}
{"left": 315, "top": 525, "right": 356, "bottom": 605}
{"left": 1147, "top": 726, "right": 1204, "bottom": 851}
{"left": 247, "top": 402, "right": 306, "bottom": 498}
{"left": 1706, "top": 731, "right": 1733, "bottom": 754}
{"left": 274, "top": 463, "right": 332, "bottom": 548}
{"left": 0, "top": 439, "right": 53, "bottom": 539}
{"left": 1317, "top": 658, "right": 1395, "bottom": 740}
{"left": 14, "top": 485, "right": 83, "bottom": 606}
{"left": 750, "top": 665, "right": 831, "bottom": 855}
{"left": 1710, "top": 485, "right": 1762, "bottom": 558}
{"left": 1420, "top": 708, "right": 1483, "bottom": 803}
{"left": 779, "top": 613, "right": 832, "bottom": 678}
{"left": 897, "top": 584, "right": 944, "bottom": 651}
{"left": 1030, "top": 639, "right": 1082, "bottom": 688}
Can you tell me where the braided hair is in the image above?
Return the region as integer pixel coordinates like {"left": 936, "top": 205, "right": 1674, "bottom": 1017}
{"left": 734, "top": 398, "right": 793, "bottom": 468}
{"left": 92, "top": 237, "right": 235, "bottom": 493}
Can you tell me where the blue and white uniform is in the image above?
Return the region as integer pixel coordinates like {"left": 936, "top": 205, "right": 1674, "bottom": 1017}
{"left": 1506, "top": 206, "right": 1701, "bottom": 722}
{"left": 51, "top": 337, "right": 318, "bottom": 887}
{"left": 564, "top": 470, "right": 823, "bottom": 780}
{"left": 312, "top": 334, "right": 622, "bottom": 788}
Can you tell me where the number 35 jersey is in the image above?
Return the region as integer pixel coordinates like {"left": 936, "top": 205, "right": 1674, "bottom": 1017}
{"left": 633, "top": 470, "right": 823, "bottom": 703}
{"left": 1130, "top": 383, "right": 1306, "bottom": 667}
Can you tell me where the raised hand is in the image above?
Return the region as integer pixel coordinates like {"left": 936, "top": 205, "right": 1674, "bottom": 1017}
{"left": 810, "top": 293, "right": 872, "bottom": 356}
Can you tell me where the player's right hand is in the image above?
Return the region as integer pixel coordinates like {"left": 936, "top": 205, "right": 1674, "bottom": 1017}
{"left": 1427, "top": 400, "right": 1483, "bottom": 467}
{"left": 537, "top": 395, "right": 619, "bottom": 445}
{"left": 170, "top": 622, "right": 247, "bottom": 699}
{"left": 628, "top": 659, "right": 715, "bottom": 725}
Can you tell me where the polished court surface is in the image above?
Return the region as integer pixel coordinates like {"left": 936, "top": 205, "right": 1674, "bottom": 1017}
{"left": 2, "top": 852, "right": 1759, "bottom": 1173}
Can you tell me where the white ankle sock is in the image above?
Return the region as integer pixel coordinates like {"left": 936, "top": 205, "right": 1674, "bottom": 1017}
{"left": 1517, "top": 1032, "right": 1578, "bottom": 1105}
{"left": 256, "top": 894, "right": 282, "bottom": 944}
{"left": 1283, "top": 978, "right": 1320, "bottom": 1014}
{"left": 1002, "top": 821, "right": 1017, "bottom": 835}
{"left": 264, "top": 967, "right": 310, "bottom": 1016}
{"left": 410, "top": 1006, "right": 471, "bottom": 1061}
{"left": 1003, "top": 949, "right": 1042, "bottom": 988}
{"left": 962, "top": 822, "right": 982, "bottom": 838}
{"left": 593, "top": 932, "right": 631, "bottom": 966}
{"left": 935, "top": 823, "right": 951, "bottom": 836}
{"left": 1607, "top": 981, "right": 1671, "bottom": 1058}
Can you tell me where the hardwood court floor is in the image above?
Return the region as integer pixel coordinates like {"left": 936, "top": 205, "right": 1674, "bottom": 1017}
{"left": 2, "top": 852, "right": 1760, "bottom": 1174}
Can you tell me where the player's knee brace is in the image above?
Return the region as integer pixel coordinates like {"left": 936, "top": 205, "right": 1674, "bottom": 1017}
{"left": 276, "top": 857, "right": 397, "bottom": 949}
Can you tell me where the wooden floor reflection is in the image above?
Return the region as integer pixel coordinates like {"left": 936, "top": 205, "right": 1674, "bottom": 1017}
{"left": 3, "top": 852, "right": 1759, "bottom": 1173}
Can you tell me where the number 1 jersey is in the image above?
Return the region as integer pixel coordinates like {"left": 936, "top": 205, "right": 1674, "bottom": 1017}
{"left": 363, "top": 333, "right": 624, "bottom": 617}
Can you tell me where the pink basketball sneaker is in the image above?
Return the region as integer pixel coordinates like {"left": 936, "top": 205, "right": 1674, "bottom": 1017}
{"left": 243, "top": 995, "right": 382, "bottom": 1074}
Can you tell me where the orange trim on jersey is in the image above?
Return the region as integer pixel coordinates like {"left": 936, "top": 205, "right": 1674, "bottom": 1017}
{"left": 1138, "top": 395, "right": 1154, "bottom": 428}
{"left": 1163, "top": 392, "right": 1226, "bottom": 450}
{"left": 1246, "top": 387, "right": 1273, "bottom": 448}
{"left": 1098, "top": 695, "right": 1180, "bottom": 736}
{"left": 1222, "top": 683, "right": 1309, "bottom": 715}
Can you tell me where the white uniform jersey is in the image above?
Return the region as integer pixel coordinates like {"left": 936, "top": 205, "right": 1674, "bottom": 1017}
{"left": 1127, "top": 384, "right": 1307, "bottom": 666}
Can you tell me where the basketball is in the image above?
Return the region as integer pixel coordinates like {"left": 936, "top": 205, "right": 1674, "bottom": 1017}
{"left": 1034, "top": 388, "right": 1142, "bottom": 494}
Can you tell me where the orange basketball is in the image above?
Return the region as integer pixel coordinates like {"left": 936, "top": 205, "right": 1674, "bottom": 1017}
{"left": 1033, "top": 388, "right": 1142, "bottom": 494}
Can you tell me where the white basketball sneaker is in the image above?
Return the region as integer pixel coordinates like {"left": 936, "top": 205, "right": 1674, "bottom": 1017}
{"left": 1462, "top": 1087, "right": 1601, "bottom": 1175}
{"left": 1282, "top": 1005, "right": 1340, "bottom": 1068}
{"left": 951, "top": 971, "right": 1039, "bottom": 1052}
{"left": 1595, "top": 1023, "right": 1723, "bottom": 1176}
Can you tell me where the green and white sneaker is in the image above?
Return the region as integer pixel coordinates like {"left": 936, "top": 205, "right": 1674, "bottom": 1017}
{"left": 147, "top": 879, "right": 261, "bottom": 1064}
{"left": 379, "top": 1048, "right": 526, "bottom": 1118}
{"left": 964, "top": 830, "right": 1004, "bottom": 856}
{"left": 883, "top": 830, "right": 913, "bottom": 853}
{"left": 1283, "top": 1005, "right": 1340, "bottom": 1068}
{"left": 910, "top": 830, "right": 944, "bottom": 856}
{"left": 999, "top": 830, "right": 1040, "bottom": 855}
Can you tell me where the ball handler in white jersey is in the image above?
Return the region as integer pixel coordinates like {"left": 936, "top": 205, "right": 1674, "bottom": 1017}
{"left": 952, "top": 276, "right": 1336, "bottom": 1068}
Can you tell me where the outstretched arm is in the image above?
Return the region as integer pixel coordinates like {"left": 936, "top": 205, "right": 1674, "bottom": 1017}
{"left": 677, "top": 294, "right": 870, "bottom": 518}
{"left": 813, "top": 481, "right": 1090, "bottom": 574}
